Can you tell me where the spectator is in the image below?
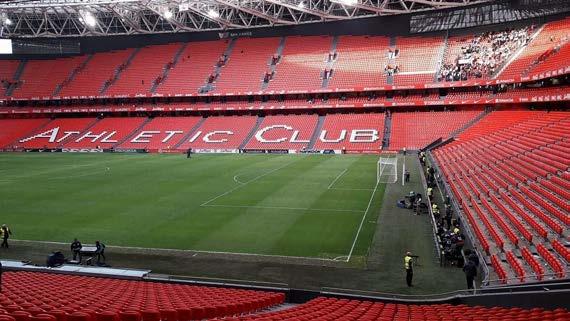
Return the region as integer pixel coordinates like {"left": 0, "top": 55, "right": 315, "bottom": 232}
{"left": 463, "top": 249, "right": 478, "bottom": 290}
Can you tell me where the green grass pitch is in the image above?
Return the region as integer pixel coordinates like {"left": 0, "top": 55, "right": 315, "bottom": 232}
{"left": 0, "top": 153, "right": 385, "bottom": 261}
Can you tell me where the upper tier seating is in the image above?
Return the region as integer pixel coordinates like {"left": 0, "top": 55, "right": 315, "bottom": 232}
{"left": 155, "top": 40, "right": 229, "bottom": 96}
{"left": 313, "top": 113, "right": 385, "bottom": 151}
{"left": 499, "top": 18, "right": 570, "bottom": 79}
{"left": 0, "top": 118, "right": 50, "bottom": 148}
{"left": 213, "top": 38, "right": 281, "bottom": 94}
{"left": 177, "top": 116, "right": 258, "bottom": 150}
{"left": 389, "top": 110, "right": 481, "bottom": 150}
{"left": 328, "top": 36, "right": 390, "bottom": 89}
{"left": 225, "top": 297, "right": 569, "bottom": 321}
{"left": 117, "top": 117, "right": 202, "bottom": 150}
{"left": 394, "top": 36, "right": 444, "bottom": 85}
{"left": 106, "top": 44, "right": 182, "bottom": 96}
{"left": 0, "top": 271, "right": 284, "bottom": 320}
{"left": 19, "top": 118, "right": 96, "bottom": 148}
{"left": 439, "top": 26, "right": 533, "bottom": 81}
{"left": 267, "top": 36, "right": 331, "bottom": 92}
{"left": 59, "top": 49, "right": 135, "bottom": 97}
{"left": 432, "top": 110, "right": 569, "bottom": 284}
{"left": 0, "top": 60, "right": 20, "bottom": 99}
{"left": 62, "top": 117, "right": 147, "bottom": 149}
{"left": 11, "top": 56, "right": 87, "bottom": 99}
{"left": 244, "top": 114, "right": 318, "bottom": 150}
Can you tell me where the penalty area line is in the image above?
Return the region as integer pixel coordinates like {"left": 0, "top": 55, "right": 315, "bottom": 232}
{"left": 346, "top": 181, "right": 379, "bottom": 263}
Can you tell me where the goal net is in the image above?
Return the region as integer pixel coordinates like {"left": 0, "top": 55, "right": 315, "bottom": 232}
{"left": 377, "top": 157, "right": 398, "bottom": 184}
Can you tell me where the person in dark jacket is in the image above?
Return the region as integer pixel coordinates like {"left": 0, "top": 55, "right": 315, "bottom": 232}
{"left": 95, "top": 241, "right": 106, "bottom": 264}
{"left": 463, "top": 249, "right": 478, "bottom": 290}
{"left": 1, "top": 225, "right": 12, "bottom": 248}
{"left": 70, "top": 238, "right": 82, "bottom": 261}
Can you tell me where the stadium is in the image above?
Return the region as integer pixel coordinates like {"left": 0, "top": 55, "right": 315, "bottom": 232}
{"left": 0, "top": 0, "right": 569, "bottom": 319}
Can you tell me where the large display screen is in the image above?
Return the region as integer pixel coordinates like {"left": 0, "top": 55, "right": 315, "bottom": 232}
{"left": 0, "top": 39, "right": 13, "bottom": 54}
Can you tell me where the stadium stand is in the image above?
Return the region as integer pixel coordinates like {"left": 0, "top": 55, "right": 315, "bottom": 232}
{"left": 243, "top": 114, "right": 319, "bottom": 150}
{"left": 1, "top": 271, "right": 284, "bottom": 320}
{"left": 19, "top": 118, "right": 96, "bottom": 148}
{"left": 267, "top": 36, "right": 332, "bottom": 92}
{"left": 0, "top": 60, "right": 21, "bottom": 99}
{"left": 499, "top": 18, "right": 570, "bottom": 79}
{"left": 312, "top": 113, "right": 385, "bottom": 151}
{"left": 224, "top": 297, "right": 570, "bottom": 321}
{"left": 105, "top": 44, "right": 182, "bottom": 96}
{"left": 58, "top": 49, "right": 136, "bottom": 97}
{"left": 177, "top": 116, "right": 258, "bottom": 151}
{"left": 154, "top": 40, "right": 229, "bottom": 96}
{"left": 394, "top": 36, "right": 444, "bottom": 85}
{"left": 10, "top": 56, "right": 87, "bottom": 99}
{"left": 432, "top": 110, "right": 569, "bottom": 284}
{"left": 213, "top": 38, "right": 281, "bottom": 94}
{"left": 117, "top": 117, "right": 202, "bottom": 151}
{"left": 62, "top": 117, "right": 147, "bottom": 149}
{"left": 0, "top": 118, "right": 51, "bottom": 148}
{"left": 389, "top": 110, "right": 481, "bottom": 150}
{"left": 327, "top": 36, "right": 390, "bottom": 89}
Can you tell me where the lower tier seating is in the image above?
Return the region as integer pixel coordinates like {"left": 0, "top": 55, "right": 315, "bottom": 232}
{"left": 243, "top": 115, "right": 319, "bottom": 150}
{"left": 313, "top": 113, "right": 385, "bottom": 151}
{"left": 389, "top": 110, "right": 481, "bottom": 150}
{"left": 225, "top": 297, "right": 569, "bottom": 321}
{"left": 0, "top": 119, "right": 51, "bottom": 148}
{"left": 432, "top": 110, "right": 569, "bottom": 284}
{"left": 62, "top": 118, "right": 147, "bottom": 149}
{"left": 117, "top": 117, "right": 202, "bottom": 151}
{"left": 177, "top": 116, "right": 258, "bottom": 151}
{"left": 0, "top": 271, "right": 284, "bottom": 321}
{"left": 19, "top": 118, "right": 96, "bottom": 149}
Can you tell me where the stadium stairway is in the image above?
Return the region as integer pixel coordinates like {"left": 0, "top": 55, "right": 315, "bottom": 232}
{"left": 112, "top": 117, "right": 153, "bottom": 148}
{"left": 56, "top": 117, "right": 101, "bottom": 148}
{"left": 494, "top": 24, "right": 545, "bottom": 79}
{"left": 9, "top": 118, "right": 55, "bottom": 148}
{"left": 382, "top": 112, "right": 391, "bottom": 149}
{"left": 448, "top": 109, "right": 490, "bottom": 137}
{"left": 150, "top": 43, "right": 188, "bottom": 94}
{"left": 100, "top": 48, "right": 141, "bottom": 95}
{"left": 238, "top": 116, "right": 264, "bottom": 150}
{"left": 172, "top": 117, "right": 206, "bottom": 150}
{"left": 321, "top": 36, "right": 339, "bottom": 88}
{"left": 53, "top": 54, "right": 93, "bottom": 96}
{"left": 5, "top": 60, "right": 27, "bottom": 97}
{"left": 307, "top": 115, "right": 326, "bottom": 150}
{"left": 203, "top": 39, "right": 237, "bottom": 93}
{"left": 261, "top": 37, "right": 286, "bottom": 91}
{"left": 433, "top": 32, "right": 449, "bottom": 83}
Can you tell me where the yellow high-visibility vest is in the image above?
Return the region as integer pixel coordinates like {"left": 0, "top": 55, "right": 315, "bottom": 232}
{"left": 404, "top": 255, "right": 413, "bottom": 269}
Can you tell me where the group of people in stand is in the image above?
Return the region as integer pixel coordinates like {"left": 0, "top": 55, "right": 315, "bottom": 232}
{"left": 438, "top": 26, "right": 533, "bottom": 82}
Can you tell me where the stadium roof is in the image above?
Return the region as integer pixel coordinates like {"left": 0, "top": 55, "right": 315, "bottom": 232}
{"left": 0, "top": 0, "right": 492, "bottom": 38}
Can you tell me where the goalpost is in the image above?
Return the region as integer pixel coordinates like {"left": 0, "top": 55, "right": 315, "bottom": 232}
{"left": 377, "top": 157, "right": 398, "bottom": 184}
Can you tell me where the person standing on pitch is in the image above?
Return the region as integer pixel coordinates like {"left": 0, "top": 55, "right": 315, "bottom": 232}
{"left": 71, "top": 238, "right": 82, "bottom": 261}
{"left": 404, "top": 251, "right": 414, "bottom": 287}
{"left": 0, "top": 225, "right": 12, "bottom": 248}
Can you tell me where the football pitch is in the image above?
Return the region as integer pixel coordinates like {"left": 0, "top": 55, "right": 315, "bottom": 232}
{"left": 0, "top": 153, "right": 386, "bottom": 261}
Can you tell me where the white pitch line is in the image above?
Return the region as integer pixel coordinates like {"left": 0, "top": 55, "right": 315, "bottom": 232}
{"left": 200, "top": 159, "right": 299, "bottom": 207}
{"left": 346, "top": 181, "right": 379, "bottom": 262}
{"left": 202, "top": 204, "right": 364, "bottom": 213}
{"left": 11, "top": 239, "right": 342, "bottom": 262}
{"left": 233, "top": 174, "right": 244, "bottom": 184}
{"left": 327, "top": 168, "right": 348, "bottom": 189}
{"left": 330, "top": 187, "right": 374, "bottom": 191}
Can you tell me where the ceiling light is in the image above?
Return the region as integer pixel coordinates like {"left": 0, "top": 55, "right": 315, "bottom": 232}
{"left": 163, "top": 9, "right": 173, "bottom": 20}
{"left": 5, "top": 18, "right": 12, "bottom": 26}
{"left": 298, "top": 2, "right": 305, "bottom": 9}
{"left": 207, "top": 9, "right": 220, "bottom": 19}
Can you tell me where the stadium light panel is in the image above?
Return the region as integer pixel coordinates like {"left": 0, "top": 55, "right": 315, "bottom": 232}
{"left": 298, "top": 2, "right": 305, "bottom": 9}
{"left": 207, "top": 9, "right": 220, "bottom": 19}
{"left": 4, "top": 18, "right": 11, "bottom": 26}
{"left": 79, "top": 10, "right": 96, "bottom": 27}
{"left": 336, "top": 0, "right": 358, "bottom": 5}
{"left": 163, "top": 9, "right": 173, "bottom": 20}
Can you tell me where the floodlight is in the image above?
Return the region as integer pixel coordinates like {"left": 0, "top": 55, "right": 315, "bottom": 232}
{"left": 207, "top": 9, "right": 220, "bottom": 19}
{"left": 163, "top": 9, "right": 173, "bottom": 20}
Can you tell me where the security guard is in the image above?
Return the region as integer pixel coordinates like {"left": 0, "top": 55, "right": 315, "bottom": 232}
{"left": 0, "top": 224, "right": 12, "bottom": 248}
{"left": 404, "top": 251, "right": 414, "bottom": 287}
